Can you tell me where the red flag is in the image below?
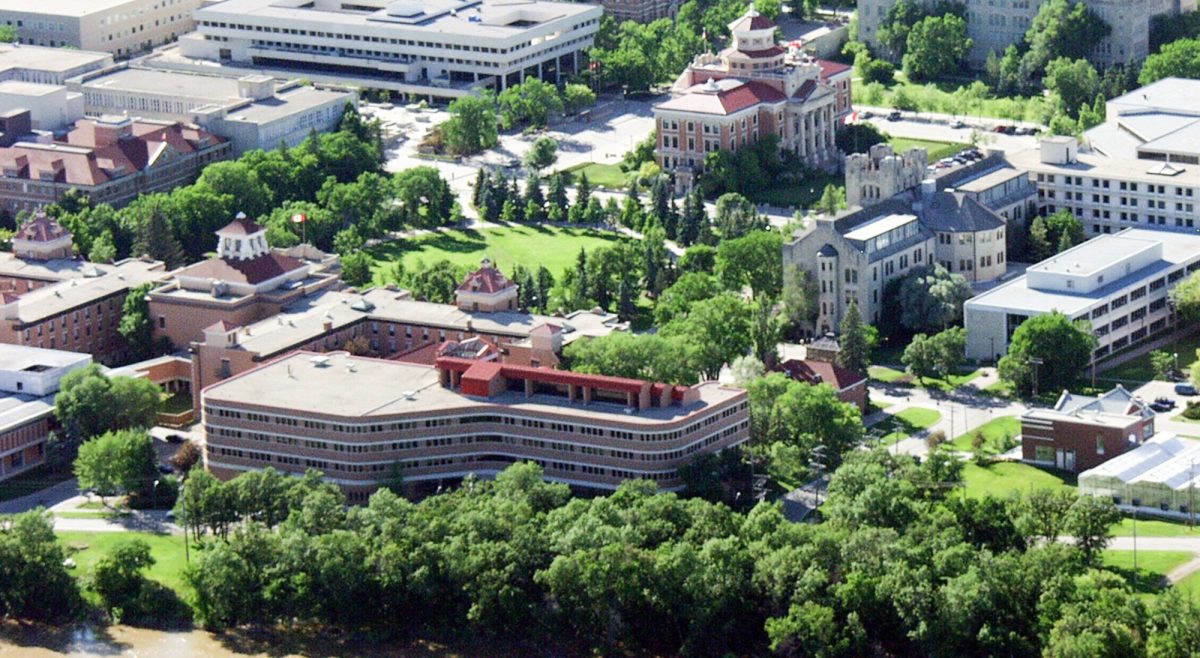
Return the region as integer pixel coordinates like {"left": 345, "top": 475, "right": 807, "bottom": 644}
{"left": 291, "top": 213, "right": 306, "bottom": 224}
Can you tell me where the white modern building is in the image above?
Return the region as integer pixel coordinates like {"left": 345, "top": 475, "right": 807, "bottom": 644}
{"left": 0, "top": 43, "right": 113, "bottom": 85}
{"left": 1079, "top": 433, "right": 1200, "bottom": 516}
{"left": 70, "top": 66, "right": 355, "bottom": 154}
{"left": 0, "top": 81, "right": 83, "bottom": 132}
{"left": 0, "top": 343, "right": 91, "bottom": 481}
{"left": 964, "top": 228, "right": 1200, "bottom": 363}
{"left": 0, "top": 0, "right": 202, "bottom": 57}
{"left": 178, "top": 0, "right": 603, "bottom": 99}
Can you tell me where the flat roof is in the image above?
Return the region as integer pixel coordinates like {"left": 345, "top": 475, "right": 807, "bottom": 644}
{"left": 1107, "top": 78, "right": 1200, "bottom": 118}
{"left": 82, "top": 67, "right": 244, "bottom": 100}
{"left": 952, "top": 166, "right": 1026, "bottom": 193}
{"left": 203, "top": 351, "right": 742, "bottom": 425}
{"left": 0, "top": 343, "right": 90, "bottom": 372}
{"left": 1028, "top": 233, "right": 1159, "bottom": 277}
{"left": 198, "top": 0, "right": 600, "bottom": 40}
{"left": 220, "top": 85, "right": 353, "bottom": 124}
{"left": 0, "top": 43, "right": 111, "bottom": 74}
{"left": 967, "top": 228, "right": 1200, "bottom": 315}
{"left": 1008, "top": 147, "right": 1200, "bottom": 188}
{"left": 0, "top": 0, "right": 135, "bottom": 17}
{"left": 10, "top": 258, "right": 167, "bottom": 324}
{"left": 0, "top": 252, "right": 113, "bottom": 283}
{"left": 842, "top": 213, "right": 916, "bottom": 241}
{"left": 0, "top": 80, "right": 64, "bottom": 96}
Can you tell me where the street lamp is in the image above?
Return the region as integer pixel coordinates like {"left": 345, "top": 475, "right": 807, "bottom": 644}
{"left": 1029, "top": 357, "right": 1045, "bottom": 398}
{"left": 1175, "top": 352, "right": 1180, "bottom": 377}
{"left": 152, "top": 479, "right": 159, "bottom": 512}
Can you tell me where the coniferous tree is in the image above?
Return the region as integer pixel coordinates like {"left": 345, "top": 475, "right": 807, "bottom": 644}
{"left": 679, "top": 187, "right": 706, "bottom": 246}
{"left": 548, "top": 173, "right": 569, "bottom": 219}
{"left": 132, "top": 203, "right": 184, "bottom": 268}
{"left": 535, "top": 266, "right": 554, "bottom": 311}
{"left": 664, "top": 193, "right": 680, "bottom": 241}
{"left": 1028, "top": 215, "right": 1053, "bottom": 262}
{"left": 576, "top": 171, "right": 592, "bottom": 209}
{"left": 617, "top": 275, "right": 636, "bottom": 321}
{"left": 471, "top": 168, "right": 487, "bottom": 209}
{"left": 837, "top": 301, "right": 871, "bottom": 375}
{"left": 573, "top": 248, "right": 589, "bottom": 307}
{"left": 621, "top": 185, "right": 643, "bottom": 229}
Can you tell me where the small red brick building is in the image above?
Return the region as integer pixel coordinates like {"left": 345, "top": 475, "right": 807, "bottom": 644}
{"left": 776, "top": 358, "right": 868, "bottom": 412}
{"left": 1021, "top": 385, "right": 1156, "bottom": 473}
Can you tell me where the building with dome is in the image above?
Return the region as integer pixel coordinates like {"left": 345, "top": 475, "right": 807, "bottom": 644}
{"left": 652, "top": 4, "right": 849, "bottom": 190}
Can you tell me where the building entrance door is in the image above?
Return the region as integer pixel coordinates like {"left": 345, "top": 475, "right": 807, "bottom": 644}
{"left": 1056, "top": 449, "right": 1076, "bottom": 472}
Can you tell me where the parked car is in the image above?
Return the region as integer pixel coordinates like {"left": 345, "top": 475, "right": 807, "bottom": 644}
{"left": 950, "top": 120, "right": 966, "bottom": 129}
{"left": 1151, "top": 397, "right": 1176, "bottom": 412}
{"left": 887, "top": 111, "right": 902, "bottom": 121}
{"left": 861, "top": 111, "right": 875, "bottom": 119}
{"left": 992, "top": 125, "right": 1008, "bottom": 133}
{"left": 166, "top": 434, "right": 185, "bottom": 444}
{"left": 1175, "top": 383, "right": 1198, "bottom": 396}
{"left": 157, "top": 463, "right": 174, "bottom": 475}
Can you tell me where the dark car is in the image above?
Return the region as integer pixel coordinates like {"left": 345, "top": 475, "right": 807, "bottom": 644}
{"left": 1175, "top": 383, "right": 1198, "bottom": 396}
{"left": 157, "top": 463, "right": 174, "bottom": 474}
{"left": 165, "top": 434, "right": 185, "bottom": 444}
{"left": 1151, "top": 397, "right": 1176, "bottom": 412}
{"left": 992, "top": 125, "right": 1007, "bottom": 133}
{"left": 887, "top": 111, "right": 902, "bottom": 121}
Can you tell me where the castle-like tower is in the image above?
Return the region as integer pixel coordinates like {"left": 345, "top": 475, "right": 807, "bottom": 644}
{"left": 844, "top": 144, "right": 927, "bottom": 209}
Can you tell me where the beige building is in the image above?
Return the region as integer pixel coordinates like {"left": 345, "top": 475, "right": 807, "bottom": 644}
{"left": 0, "top": 43, "right": 113, "bottom": 85}
{"left": 654, "top": 6, "right": 841, "bottom": 190}
{"left": 600, "top": 0, "right": 681, "bottom": 22}
{"left": 0, "top": 0, "right": 202, "bottom": 57}
{"left": 201, "top": 350, "right": 749, "bottom": 501}
{"left": 856, "top": 0, "right": 1196, "bottom": 69}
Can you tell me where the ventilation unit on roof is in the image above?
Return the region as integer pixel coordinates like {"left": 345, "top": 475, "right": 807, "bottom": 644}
{"left": 310, "top": 355, "right": 330, "bottom": 367}
{"left": 402, "top": 390, "right": 416, "bottom": 400}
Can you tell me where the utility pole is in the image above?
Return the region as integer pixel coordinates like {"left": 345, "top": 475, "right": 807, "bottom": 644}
{"left": 1030, "top": 357, "right": 1044, "bottom": 398}
{"left": 1132, "top": 508, "right": 1138, "bottom": 586}
{"left": 1192, "top": 460, "right": 1196, "bottom": 529}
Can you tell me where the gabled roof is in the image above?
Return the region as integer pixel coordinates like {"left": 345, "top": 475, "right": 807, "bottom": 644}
{"left": 205, "top": 320, "right": 240, "bottom": 332}
{"left": 216, "top": 213, "right": 265, "bottom": 236}
{"left": 1054, "top": 384, "right": 1150, "bottom": 418}
{"left": 457, "top": 261, "right": 515, "bottom": 294}
{"left": 728, "top": 9, "right": 776, "bottom": 32}
{"left": 15, "top": 213, "right": 70, "bottom": 243}
{"left": 530, "top": 323, "right": 562, "bottom": 335}
{"left": 656, "top": 79, "right": 786, "bottom": 116}
{"left": 174, "top": 251, "right": 304, "bottom": 286}
{"left": 816, "top": 59, "right": 852, "bottom": 80}
{"left": 921, "top": 192, "right": 1005, "bottom": 233}
{"left": 778, "top": 358, "right": 865, "bottom": 390}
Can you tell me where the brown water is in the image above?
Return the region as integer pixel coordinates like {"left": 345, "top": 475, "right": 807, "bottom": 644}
{"left": 0, "top": 624, "right": 486, "bottom": 658}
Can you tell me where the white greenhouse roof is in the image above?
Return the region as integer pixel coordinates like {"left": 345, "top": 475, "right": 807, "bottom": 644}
{"left": 1080, "top": 433, "right": 1199, "bottom": 486}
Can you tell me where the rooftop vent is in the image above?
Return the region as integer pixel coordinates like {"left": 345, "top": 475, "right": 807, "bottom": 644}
{"left": 310, "top": 355, "right": 330, "bottom": 367}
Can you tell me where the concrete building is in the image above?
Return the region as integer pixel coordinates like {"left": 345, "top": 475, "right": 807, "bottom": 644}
{"left": 599, "top": 0, "right": 680, "bottom": 22}
{"left": 0, "top": 81, "right": 83, "bottom": 132}
{"left": 964, "top": 228, "right": 1200, "bottom": 363}
{"left": 178, "top": 0, "right": 602, "bottom": 100}
{"left": 856, "top": 0, "right": 1196, "bottom": 69}
{"left": 0, "top": 115, "right": 230, "bottom": 213}
{"left": 0, "top": 43, "right": 113, "bottom": 85}
{"left": 71, "top": 66, "right": 355, "bottom": 155}
{"left": 0, "top": 344, "right": 90, "bottom": 481}
{"left": 0, "top": 0, "right": 203, "bottom": 57}
{"left": 653, "top": 6, "right": 844, "bottom": 190}
{"left": 201, "top": 349, "right": 749, "bottom": 500}
{"left": 1022, "top": 385, "right": 1155, "bottom": 473}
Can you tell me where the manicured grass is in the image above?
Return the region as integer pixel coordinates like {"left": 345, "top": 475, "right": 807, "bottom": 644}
{"left": 854, "top": 77, "right": 1052, "bottom": 124}
{"left": 57, "top": 530, "right": 190, "bottom": 596}
{"left": 562, "top": 162, "right": 628, "bottom": 190}
{"left": 951, "top": 415, "right": 1020, "bottom": 451}
{"left": 876, "top": 406, "right": 941, "bottom": 445}
{"left": 161, "top": 392, "right": 193, "bottom": 415}
{"left": 870, "top": 365, "right": 982, "bottom": 392}
{"left": 1174, "top": 568, "right": 1200, "bottom": 602}
{"left": 889, "top": 136, "right": 967, "bottom": 162}
{"left": 867, "top": 400, "right": 893, "bottom": 414}
{"left": 1102, "top": 332, "right": 1200, "bottom": 384}
{"left": 869, "top": 365, "right": 910, "bottom": 384}
{"left": 1112, "top": 516, "right": 1200, "bottom": 538}
{"left": 366, "top": 225, "right": 629, "bottom": 285}
{"left": 0, "top": 464, "right": 72, "bottom": 503}
{"left": 1102, "top": 550, "right": 1193, "bottom": 596}
{"left": 961, "top": 461, "right": 1075, "bottom": 499}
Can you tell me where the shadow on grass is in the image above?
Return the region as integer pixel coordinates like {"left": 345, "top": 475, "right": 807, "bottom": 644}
{"left": 1104, "top": 564, "right": 1171, "bottom": 596}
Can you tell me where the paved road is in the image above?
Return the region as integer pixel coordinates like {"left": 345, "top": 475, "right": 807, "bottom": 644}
{"left": 856, "top": 109, "right": 1040, "bottom": 155}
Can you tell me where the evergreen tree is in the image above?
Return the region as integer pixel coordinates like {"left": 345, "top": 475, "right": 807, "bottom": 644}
{"left": 679, "top": 187, "right": 706, "bottom": 246}
{"left": 837, "top": 301, "right": 871, "bottom": 375}
{"left": 500, "top": 198, "right": 520, "bottom": 224}
{"left": 1056, "top": 229, "right": 1074, "bottom": 254}
{"left": 585, "top": 197, "right": 604, "bottom": 225}
{"left": 576, "top": 171, "right": 592, "bottom": 209}
{"left": 649, "top": 177, "right": 670, "bottom": 226}
{"left": 132, "top": 203, "right": 184, "bottom": 268}
{"left": 1028, "top": 215, "right": 1053, "bottom": 261}
{"left": 664, "top": 193, "right": 680, "bottom": 241}
{"left": 471, "top": 168, "right": 487, "bottom": 210}
{"left": 642, "top": 223, "right": 668, "bottom": 297}
{"left": 617, "top": 275, "right": 636, "bottom": 321}
{"left": 525, "top": 199, "right": 544, "bottom": 224}
{"left": 621, "top": 186, "right": 643, "bottom": 229}
{"left": 603, "top": 197, "right": 621, "bottom": 226}
{"left": 483, "top": 171, "right": 507, "bottom": 221}
{"left": 525, "top": 174, "right": 545, "bottom": 214}
{"left": 548, "top": 173, "right": 569, "bottom": 219}
{"left": 573, "top": 248, "right": 589, "bottom": 307}
{"left": 535, "top": 266, "right": 554, "bottom": 311}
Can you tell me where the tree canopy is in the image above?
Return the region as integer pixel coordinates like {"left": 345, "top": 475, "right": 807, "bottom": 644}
{"left": 54, "top": 365, "right": 161, "bottom": 439}
{"left": 998, "top": 311, "right": 1095, "bottom": 395}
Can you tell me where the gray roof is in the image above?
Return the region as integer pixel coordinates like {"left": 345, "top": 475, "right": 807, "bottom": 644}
{"left": 921, "top": 192, "right": 1004, "bottom": 233}
{"left": 1055, "top": 384, "right": 1149, "bottom": 417}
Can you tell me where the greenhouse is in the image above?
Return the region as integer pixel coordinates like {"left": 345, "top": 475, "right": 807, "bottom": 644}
{"left": 1079, "top": 433, "right": 1200, "bottom": 514}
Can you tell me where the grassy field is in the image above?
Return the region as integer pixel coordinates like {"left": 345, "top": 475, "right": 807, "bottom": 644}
{"left": 57, "top": 531, "right": 190, "bottom": 596}
{"left": 562, "top": 162, "right": 628, "bottom": 190}
{"left": 889, "top": 137, "right": 967, "bottom": 162}
{"left": 367, "top": 225, "right": 628, "bottom": 285}
{"left": 854, "top": 76, "right": 1052, "bottom": 124}
{"left": 876, "top": 407, "right": 941, "bottom": 445}
{"left": 951, "top": 416, "right": 1020, "bottom": 452}
{"left": 752, "top": 170, "right": 843, "bottom": 209}
{"left": 1102, "top": 550, "right": 1193, "bottom": 596}
{"left": 1174, "top": 569, "right": 1200, "bottom": 602}
{"left": 961, "top": 461, "right": 1076, "bottom": 499}
{"left": 869, "top": 365, "right": 982, "bottom": 392}
{"left": 1112, "top": 516, "right": 1200, "bottom": 537}
{"left": 1102, "top": 333, "right": 1200, "bottom": 384}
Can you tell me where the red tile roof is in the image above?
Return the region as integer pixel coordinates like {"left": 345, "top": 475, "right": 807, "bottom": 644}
{"left": 205, "top": 320, "right": 240, "bottom": 332}
{"left": 778, "top": 359, "right": 866, "bottom": 391}
{"left": 457, "top": 262, "right": 514, "bottom": 294}
{"left": 792, "top": 79, "right": 818, "bottom": 102}
{"left": 816, "top": 59, "right": 852, "bottom": 80}
{"left": 657, "top": 79, "right": 786, "bottom": 116}
{"left": 216, "top": 214, "right": 265, "bottom": 236}
{"left": 174, "top": 252, "right": 304, "bottom": 286}
{"left": 436, "top": 356, "right": 652, "bottom": 394}
{"left": 16, "top": 213, "right": 70, "bottom": 243}
{"left": 729, "top": 14, "right": 776, "bottom": 31}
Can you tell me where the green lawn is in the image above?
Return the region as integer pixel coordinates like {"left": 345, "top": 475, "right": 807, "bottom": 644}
{"left": 1174, "top": 568, "right": 1200, "bottom": 602}
{"left": 1112, "top": 516, "right": 1200, "bottom": 538}
{"left": 1102, "top": 332, "right": 1200, "bottom": 384}
{"left": 876, "top": 407, "right": 941, "bottom": 445}
{"left": 57, "top": 531, "right": 190, "bottom": 596}
{"left": 869, "top": 365, "right": 910, "bottom": 384}
{"left": 1102, "top": 550, "right": 1193, "bottom": 596}
{"left": 869, "top": 365, "right": 982, "bottom": 392}
{"left": 0, "top": 465, "right": 72, "bottom": 503}
{"left": 161, "top": 392, "right": 193, "bottom": 415}
{"left": 751, "top": 171, "right": 843, "bottom": 210}
{"left": 888, "top": 137, "right": 967, "bottom": 162}
{"left": 367, "top": 225, "right": 629, "bottom": 285}
{"left": 951, "top": 416, "right": 1020, "bottom": 452}
{"left": 961, "top": 461, "right": 1075, "bottom": 499}
{"left": 854, "top": 77, "right": 1052, "bottom": 124}
{"left": 561, "top": 162, "right": 628, "bottom": 190}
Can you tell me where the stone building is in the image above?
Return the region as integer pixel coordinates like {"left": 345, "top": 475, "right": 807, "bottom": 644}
{"left": 653, "top": 5, "right": 845, "bottom": 190}
{"left": 856, "top": 0, "right": 1196, "bottom": 69}
{"left": 845, "top": 144, "right": 927, "bottom": 209}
